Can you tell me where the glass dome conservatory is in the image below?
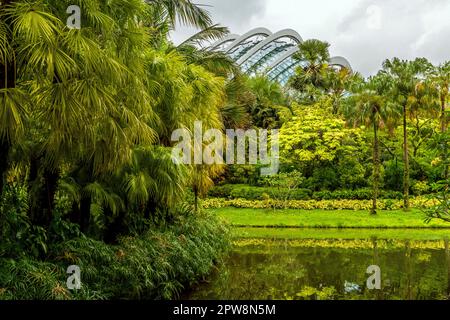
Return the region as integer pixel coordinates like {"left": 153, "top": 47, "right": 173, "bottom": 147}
{"left": 210, "top": 28, "right": 352, "bottom": 86}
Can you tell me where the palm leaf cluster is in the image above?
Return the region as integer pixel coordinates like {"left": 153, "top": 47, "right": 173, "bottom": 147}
{"left": 0, "top": 0, "right": 241, "bottom": 242}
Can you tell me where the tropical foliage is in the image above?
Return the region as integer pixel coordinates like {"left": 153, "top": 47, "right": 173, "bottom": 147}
{"left": 0, "top": 0, "right": 449, "bottom": 301}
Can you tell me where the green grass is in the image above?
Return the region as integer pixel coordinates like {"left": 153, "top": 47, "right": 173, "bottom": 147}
{"left": 210, "top": 207, "right": 450, "bottom": 229}
{"left": 234, "top": 227, "right": 450, "bottom": 241}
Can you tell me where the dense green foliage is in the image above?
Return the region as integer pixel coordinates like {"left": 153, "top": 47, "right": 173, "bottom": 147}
{"left": 208, "top": 184, "right": 406, "bottom": 201}
{"left": 0, "top": 213, "right": 229, "bottom": 300}
{"left": 0, "top": 0, "right": 448, "bottom": 301}
{"left": 219, "top": 41, "right": 449, "bottom": 217}
{"left": 0, "top": 0, "right": 239, "bottom": 300}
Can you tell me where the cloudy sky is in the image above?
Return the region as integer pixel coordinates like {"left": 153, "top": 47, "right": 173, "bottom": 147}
{"left": 170, "top": 0, "right": 450, "bottom": 76}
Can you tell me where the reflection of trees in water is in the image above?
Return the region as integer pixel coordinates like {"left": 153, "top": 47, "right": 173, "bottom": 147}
{"left": 186, "top": 240, "right": 450, "bottom": 300}
{"left": 446, "top": 239, "right": 450, "bottom": 299}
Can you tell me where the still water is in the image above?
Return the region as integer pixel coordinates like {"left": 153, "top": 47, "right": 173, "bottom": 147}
{"left": 185, "top": 229, "right": 450, "bottom": 300}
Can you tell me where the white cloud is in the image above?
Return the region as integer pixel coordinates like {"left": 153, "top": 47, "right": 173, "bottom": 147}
{"left": 171, "top": 0, "right": 450, "bottom": 76}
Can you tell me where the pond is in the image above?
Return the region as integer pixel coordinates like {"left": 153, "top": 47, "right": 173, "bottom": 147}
{"left": 184, "top": 228, "right": 450, "bottom": 300}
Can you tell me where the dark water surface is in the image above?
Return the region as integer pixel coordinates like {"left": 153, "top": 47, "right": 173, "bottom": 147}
{"left": 185, "top": 229, "right": 450, "bottom": 300}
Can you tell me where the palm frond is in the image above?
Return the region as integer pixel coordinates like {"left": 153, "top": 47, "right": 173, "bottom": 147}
{"left": 179, "top": 24, "right": 229, "bottom": 47}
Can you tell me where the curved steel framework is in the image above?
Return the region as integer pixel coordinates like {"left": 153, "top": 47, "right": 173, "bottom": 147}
{"left": 211, "top": 28, "right": 352, "bottom": 86}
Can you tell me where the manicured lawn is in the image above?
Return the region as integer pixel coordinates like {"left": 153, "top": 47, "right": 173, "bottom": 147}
{"left": 234, "top": 227, "right": 450, "bottom": 240}
{"left": 211, "top": 207, "right": 450, "bottom": 229}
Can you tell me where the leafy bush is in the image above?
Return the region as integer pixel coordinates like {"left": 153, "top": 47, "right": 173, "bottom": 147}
{"left": 337, "top": 157, "right": 367, "bottom": 189}
{"left": 412, "top": 180, "right": 431, "bottom": 196}
{"left": 208, "top": 185, "right": 404, "bottom": 201}
{"left": 0, "top": 185, "right": 48, "bottom": 259}
{"left": 208, "top": 184, "right": 312, "bottom": 200}
{"left": 384, "top": 160, "right": 404, "bottom": 192}
{"left": 0, "top": 214, "right": 230, "bottom": 300}
{"left": 203, "top": 197, "right": 436, "bottom": 211}
{"left": 223, "top": 165, "right": 261, "bottom": 185}
{"left": 312, "top": 189, "right": 403, "bottom": 200}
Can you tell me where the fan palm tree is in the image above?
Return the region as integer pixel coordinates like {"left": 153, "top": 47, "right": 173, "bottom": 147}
{"left": 431, "top": 61, "right": 450, "bottom": 133}
{"left": 0, "top": 0, "right": 159, "bottom": 226}
{"left": 344, "top": 75, "right": 397, "bottom": 214}
{"left": 289, "top": 39, "right": 331, "bottom": 103}
{"left": 1, "top": 0, "right": 234, "bottom": 233}
{"left": 380, "top": 57, "right": 433, "bottom": 210}
{"left": 0, "top": 0, "right": 28, "bottom": 197}
{"left": 325, "top": 68, "right": 361, "bottom": 114}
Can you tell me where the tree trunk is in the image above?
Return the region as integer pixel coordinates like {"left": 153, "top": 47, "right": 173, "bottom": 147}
{"left": 30, "top": 169, "right": 59, "bottom": 228}
{"left": 442, "top": 95, "right": 448, "bottom": 133}
{"left": 69, "top": 201, "right": 81, "bottom": 225}
{"left": 371, "top": 122, "right": 380, "bottom": 215}
{"left": 0, "top": 140, "right": 9, "bottom": 196}
{"left": 194, "top": 189, "right": 199, "bottom": 213}
{"left": 144, "top": 200, "right": 157, "bottom": 220}
{"left": 402, "top": 105, "right": 410, "bottom": 210}
{"left": 104, "top": 209, "right": 126, "bottom": 244}
{"left": 79, "top": 195, "right": 91, "bottom": 233}
{"left": 42, "top": 169, "right": 59, "bottom": 227}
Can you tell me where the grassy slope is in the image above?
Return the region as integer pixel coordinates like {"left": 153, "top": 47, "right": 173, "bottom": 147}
{"left": 211, "top": 208, "right": 450, "bottom": 229}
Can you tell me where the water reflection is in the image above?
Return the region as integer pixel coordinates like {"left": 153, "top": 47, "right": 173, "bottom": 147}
{"left": 185, "top": 234, "right": 450, "bottom": 300}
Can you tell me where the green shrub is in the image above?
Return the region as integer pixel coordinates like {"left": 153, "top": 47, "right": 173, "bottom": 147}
{"left": 203, "top": 197, "right": 436, "bottom": 211}
{"left": 0, "top": 214, "right": 230, "bottom": 300}
{"left": 411, "top": 180, "right": 431, "bottom": 196}
{"left": 312, "top": 189, "right": 403, "bottom": 200}
{"left": 0, "top": 184, "right": 49, "bottom": 259}
{"left": 209, "top": 185, "right": 404, "bottom": 201}
{"left": 208, "top": 184, "right": 312, "bottom": 200}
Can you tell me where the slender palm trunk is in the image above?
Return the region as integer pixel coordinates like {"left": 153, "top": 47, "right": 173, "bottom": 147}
{"left": 442, "top": 93, "right": 449, "bottom": 209}
{"left": 194, "top": 189, "right": 199, "bottom": 213}
{"left": 402, "top": 104, "right": 410, "bottom": 210}
{"left": 371, "top": 122, "right": 380, "bottom": 215}
{"left": 442, "top": 94, "right": 448, "bottom": 133}
{"left": 443, "top": 130, "right": 449, "bottom": 216}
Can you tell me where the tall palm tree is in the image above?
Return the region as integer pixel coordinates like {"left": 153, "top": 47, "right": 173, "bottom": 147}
{"left": 344, "top": 75, "right": 396, "bottom": 214}
{"left": 325, "top": 68, "right": 361, "bottom": 114}
{"left": 430, "top": 62, "right": 450, "bottom": 193}
{"left": 431, "top": 61, "right": 450, "bottom": 133}
{"left": 380, "top": 58, "right": 433, "bottom": 210}
{"left": 146, "top": 0, "right": 212, "bottom": 30}
{"left": 145, "top": 0, "right": 214, "bottom": 49}
{"left": 172, "top": 24, "right": 240, "bottom": 78}
{"left": 0, "top": 0, "right": 234, "bottom": 234}
{"left": 0, "top": 0, "right": 28, "bottom": 197}
{"left": 0, "top": 0, "right": 159, "bottom": 227}
{"left": 289, "top": 39, "right": 331, "bottom": 103}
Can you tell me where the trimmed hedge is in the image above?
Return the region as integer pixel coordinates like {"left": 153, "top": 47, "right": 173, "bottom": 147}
{"left": 209, "top": 185, "right": 405, "bottom": 201}
{"left": 209, "top": 184, "right": 312, "bottom": 200}
{"left": 312, "top": 189, "right": 403, "bottom": 200}
{"left": 203, "top": 197, "right": 436, "bottom": 211}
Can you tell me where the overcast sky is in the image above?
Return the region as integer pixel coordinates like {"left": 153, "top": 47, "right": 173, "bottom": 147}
{"left": 170, "top": 0, "right": 450, "bottom": 76}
